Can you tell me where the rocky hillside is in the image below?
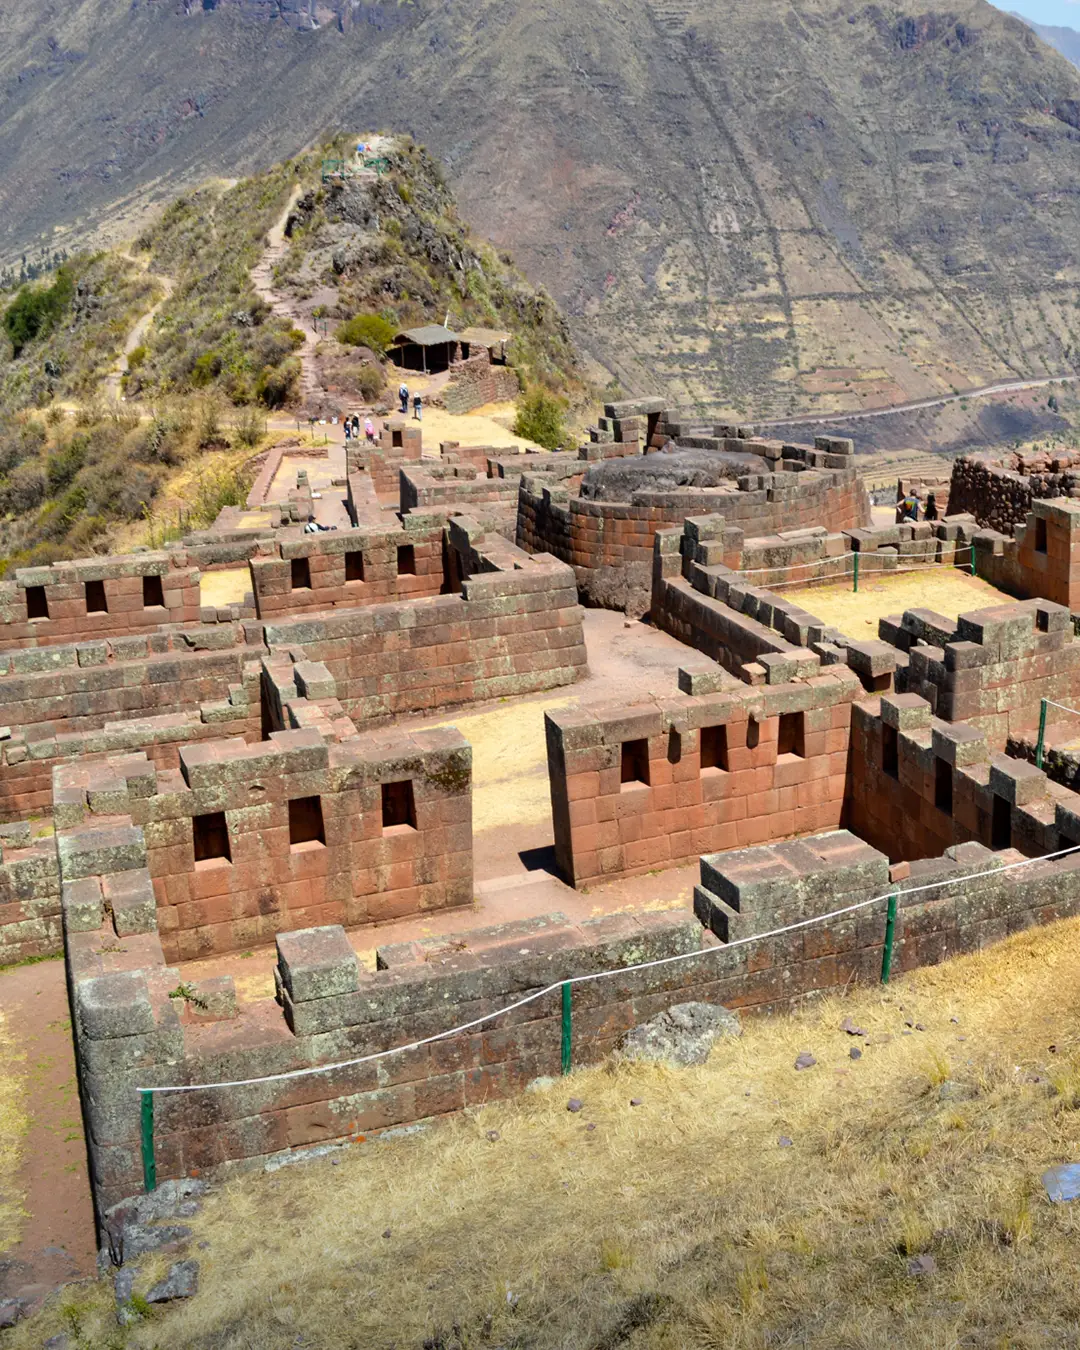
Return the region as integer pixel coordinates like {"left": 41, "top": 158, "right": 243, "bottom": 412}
{"left": 5, "top": 0, "right": 1080, "bottom": 417}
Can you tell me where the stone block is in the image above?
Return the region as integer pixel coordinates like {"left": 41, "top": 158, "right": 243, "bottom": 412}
{"left": 104, "top": 868, "right": 158, "bottom": 937}
{"left": 931, "top": 723, "right": 987, "bottom": 768}
{"left": 62, "top": 877, "right": 104, "bottom": 932}
{"left": 276, "top": 925, "right": 360, "bottom": 1003}
{"left": 988, "top": 755, "right": 1047, "bottom": 807}
{"left": 75, "top": 971, "right": 155, "bottom": 1040}
{"left": 880, "top": 693, "right": 932, "bottom": 731}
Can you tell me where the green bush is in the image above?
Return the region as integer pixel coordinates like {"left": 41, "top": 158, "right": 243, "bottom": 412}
{"left": 357, "top": 364, "right": 385, "bottom": 402}
{"left": 255, "top": 358, "right": 299, "bottom": 409}
{"left": 3, "top": 267, "right": 74, "bottom": 357}
{"left": 46, "top": 435, "right": 89, "bottom": 495}
{"left": 127, "top": 344, "right": 147, "bottom": 371}
{"left": 513, "top": 387, "right": 567, "bottom": 451}
{"left": 336, "top": 313, "right": 397, "bottom": 357}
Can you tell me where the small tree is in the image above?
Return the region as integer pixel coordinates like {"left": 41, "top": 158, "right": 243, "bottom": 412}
{"left": 337, "top": 313, "right": 397, "bottom": 357}
{"left": 514, "top": 387, "right": 567, "bottom": 451}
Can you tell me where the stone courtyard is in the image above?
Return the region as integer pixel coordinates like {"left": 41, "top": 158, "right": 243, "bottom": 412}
{"left": 7, "top": 406, "right": 1080, "bottom": 1305}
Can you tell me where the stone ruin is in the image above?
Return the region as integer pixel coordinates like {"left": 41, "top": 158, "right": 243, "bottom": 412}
{"left": 11, "top": 397, "right": 1080, "bottom": 1236}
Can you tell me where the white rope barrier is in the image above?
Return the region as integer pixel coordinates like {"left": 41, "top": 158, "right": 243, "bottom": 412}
{"left": 137, "top": 839, "right": 1080, "bottom": 1097}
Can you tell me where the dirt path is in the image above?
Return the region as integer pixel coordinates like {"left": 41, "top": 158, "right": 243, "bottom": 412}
{"left": 0, "top": 959, "right": 96, "bottom": 1316}
{"left": 102, "top": 253, "right": 174, "bottom": 403}
{"left": 251, "top": 187, "right": 321, "bottom": 411}
{"left": 758, "top": 372, "right": 1080, "bottom": 430}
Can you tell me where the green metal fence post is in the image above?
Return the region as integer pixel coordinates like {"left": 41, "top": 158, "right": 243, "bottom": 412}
{"left": 853, "top": 551, "right": 859, "bottom": 594}
{"left": 1036, "top": 697, "right": 1048, "bottom": 771}
{"left": 561, "top": 982, "right": 572, "bottom": 1075}
{"left": 140, "top": 1090, "right": 156, "bottom": 1193}
{"left": 970, "top": 542, "right": 977, "bottom": 578}
{"left": 881, "top": 894, "right": 898, "bottom": 984}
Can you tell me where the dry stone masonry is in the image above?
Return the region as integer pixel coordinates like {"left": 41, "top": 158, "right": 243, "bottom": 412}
{"left": 12, "top": 396, "right": 1080, "bottom": 1232}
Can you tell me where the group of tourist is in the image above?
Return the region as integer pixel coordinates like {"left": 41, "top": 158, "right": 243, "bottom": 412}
{"left": 897, "top": 489, "right": 939, "bottom": 523}
{"left": 342, "top": 414, "right": 376, "bottom": 445}
{"left": 399, "top": 382, "right": 423, "bottom": 420}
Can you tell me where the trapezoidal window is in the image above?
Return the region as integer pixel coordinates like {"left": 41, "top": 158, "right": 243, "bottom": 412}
{"left": 288, "top": 796, "right": 325, "bottom": 847}
{"left": 396, "top": 544, "right": 416, "bottom": 576}
{"left": 142, "top": 574, "right": 165, "bottom": 608}
{"left": 777, "top": 712, "right": 805, "bottom": 759}
{"left": 391, "top": 428, "right": 403, "bottom": 449}
{"left": 621, "top": 739, "right": 651, "bottom": 789}
{"left": 382, "top": 780, "right": 416, "bottom": 831}
{"left": 84, "top": 579, "right": 108, "bottom": 614}
{"left": 1035, "top": 517, "right": 1048, "bottom": 554}
{"left": 345, "top": 550, "right": 365, "bottom": 583}
{"left": 992, "top": 795, "right": 1012, "bottom": 851}
{"left": 882, "top": 724, "right": 899, "bottom": 779}
{"left": 193, "top": 811, "right": 231, "bottom": 864}
{"left": 700, "top": 725, "right": 729, "bottom": 774}
{"left": 291, "top": 557, "right": 312, "bottom": 590}
{"left": 935, "top": 758, "right": 953, "bottom": 814}
{"left": 25, "top": 586, "right": 48, "bottom": 621}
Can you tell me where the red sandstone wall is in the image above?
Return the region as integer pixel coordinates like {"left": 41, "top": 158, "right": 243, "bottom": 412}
{"left": 0, "top": 555, "right": 202, "bottom": 652}
{"left": 546, "top": 672, "right": 861, "bottom": 887}
{"left": 518, "top": 469, "right": 869, "bottom": 576}
{"left": 249, "top": 528, "right": 445, "bottom": 620}
{"left": 262, "top": 560, "right": 586, "bottom": 722}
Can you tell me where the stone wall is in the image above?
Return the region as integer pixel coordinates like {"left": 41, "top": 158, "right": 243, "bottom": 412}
{"left": 70, "top": 824, "right": 1080, "bottom": 1216}
{"left": 262, "top": 549, "right": 586, "bottom": 723}
{"left": 949, "top": 453, "right": 1080, "bottom": 535}
{"left": 974, "top": 498, "right": 1080, "bottom": 611}
{"left": 55, "top": 721, "right": 473, "bottom": 965}
{"left": 249, "top": 522, "right": 446, "bottom": 620}
{"left": 516, "top": 436, "right": 870, "bottom": 613}
{"left": 441, "top": 355, "right": 519, "bottom": 415}
{"left": 0, "top": 553, "right": 202, "bottom": 653}
{"left": 847, "top": 690, "right": 1079, "bottom": 863}
{"left": 545, "top": 662, "right": 861, "bottom": 887}
{"left": 0, "top": 829, "right": 61, "bottom": 965}
{"left": 898, "top": 596, "right": 1080, "bottom": 743}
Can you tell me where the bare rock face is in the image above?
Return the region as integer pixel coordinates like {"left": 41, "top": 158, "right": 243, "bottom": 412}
{"left": 579, "top": 449, "right": 764, "bottom": 502}
{"left": 620, "top": 1002, "right": 742, "bottom": 1067}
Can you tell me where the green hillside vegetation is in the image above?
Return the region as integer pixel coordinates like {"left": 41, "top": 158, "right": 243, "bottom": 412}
{"left": 0, "top": 253, "right": 156, "bottom": 411}
{"left": 0, "top": 402, "right": 259, "bottom": 573}
{"left": 125, "top": 162, "right": 309, "bottom": 407}
{"left": 276, "top": 137, "right": 584, "bottom": 404}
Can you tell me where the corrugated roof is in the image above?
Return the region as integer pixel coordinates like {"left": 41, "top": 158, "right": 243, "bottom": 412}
{"left": 392, "top": 325, "right": 461, "bottom": 346}
{"left": 458, "top": 326, "right": 512, "bottom": 347}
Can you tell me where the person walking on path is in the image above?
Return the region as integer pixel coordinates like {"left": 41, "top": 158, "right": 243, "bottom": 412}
{"left": 344, "top": 419, "right": 352, "bottom": 443}
{"left": 413, "top": 393, "right": 422, "bottom": 422}
{"left": 399, "top": 382, "right": 409, "bottom": 414}
{"left": 365, "top": 417, "right": 375, "bottom": 443}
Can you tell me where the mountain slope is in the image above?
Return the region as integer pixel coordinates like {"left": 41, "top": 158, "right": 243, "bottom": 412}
{"left": 5, "top": 0, "right": 1080, "bottom": 417}
{"left": 1010, "top": 11, "right": 1080, "bottom": 66}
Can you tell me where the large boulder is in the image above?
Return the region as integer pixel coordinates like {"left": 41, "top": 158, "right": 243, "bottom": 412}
{"left": 620, "top": 1002, "right": 741, "bottom": 1067}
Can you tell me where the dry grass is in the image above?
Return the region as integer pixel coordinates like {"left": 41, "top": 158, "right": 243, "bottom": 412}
{"left": 788, "top": 569, "right": 1014, "bottom": 642}
{"left": 0, "top": 1008, "right": 30, "bottom": 1252}
{"left": 19, "top": 918, "right": 1080, "bottom": 1347}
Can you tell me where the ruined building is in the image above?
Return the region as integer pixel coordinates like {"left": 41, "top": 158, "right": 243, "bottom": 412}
{"left": 6, "top": 406, "right": 1080, "bottom": 1229}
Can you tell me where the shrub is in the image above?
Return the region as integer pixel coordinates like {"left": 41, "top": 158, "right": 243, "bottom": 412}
{"left": 513, "top": 387, "right": 567, "bottom": 451}
{"left": 46, "top": 435, "right": 89, "bottom": 495}
{"left": 189, "top": 463, "right": 250, "bottom": 528}
{"left": 357, "top": 364, "right": 385, "bottom": 402}
{"left": 0, "top": 462, "right": 46, "bottom": 515}
{"left": 255, "top": 358, "right": 299, "bottom": 409}
{"left": 232, "top": 405, "right": 266, "bottom": 448}
{"left": 337, "top": 313, "right": 397, "bottom": 357}
{"left": 3, "top": 267, "right": 74, "bottom": 357}
{"left": 127, "top": 344, "right": 147, "bottom": 371}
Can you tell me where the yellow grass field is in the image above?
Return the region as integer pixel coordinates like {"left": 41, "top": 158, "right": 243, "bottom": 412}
{"left": 21, "top": 916, "right": 1080, "bottom": 1349}
{"left": 788, "top": 568, "right": 1015, "bottom": 641}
